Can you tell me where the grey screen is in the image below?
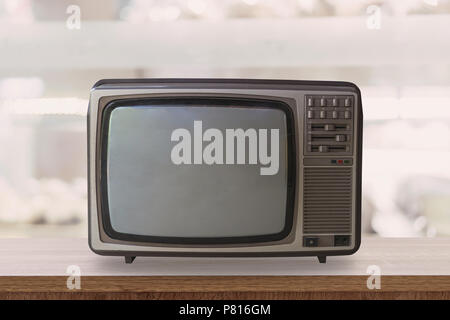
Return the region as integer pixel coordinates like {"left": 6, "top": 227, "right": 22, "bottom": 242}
{"left": 106, "top": 104, "right": 288, "bottom": 238}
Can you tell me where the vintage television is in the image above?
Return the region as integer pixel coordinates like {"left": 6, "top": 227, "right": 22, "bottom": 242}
{"left": 88, "top": 79, "right": 362, "bottom": 264}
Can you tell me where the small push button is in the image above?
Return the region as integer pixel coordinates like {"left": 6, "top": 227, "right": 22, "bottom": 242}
{"left": 344, "top": 110, "right": 351, "bottom": 119}
{"left": 345, "top": 98, "right": 351, "bottom": 107}
{"left": 304, "top": 237, "right": 319, "bottom": 247}
{"left": 332, "top": 98, "right": 338, "bottom": 107}
{"left": 336, "top": 134, "right": 346, "bottom": 142}
{"left": 318, "top": 145, "right": 328, "bottom": 153}
{"left": 307, "top": 110, "right": 314, "bottom": 119}
{"left": 319, "top": 110, "right": 326, "bottom": 119}
{"left": 332, "top": 110, "right": 338, "bottom": 119}
{"left": 334, "top": 235, "right": 350, "bottom": 247}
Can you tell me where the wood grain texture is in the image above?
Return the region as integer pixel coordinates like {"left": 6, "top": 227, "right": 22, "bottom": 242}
{"left": 1, "top": 276, "right": 450, "bottom": 300}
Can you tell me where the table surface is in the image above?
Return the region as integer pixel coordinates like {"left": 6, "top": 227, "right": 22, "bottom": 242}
{"left": 1, "top": 237, "right": 450, "bottom": 299}
{"left": 1, "top": 237, "right": 449, "bottom": 276}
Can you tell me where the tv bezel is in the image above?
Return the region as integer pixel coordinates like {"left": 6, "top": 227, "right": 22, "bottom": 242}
{"left": 98, "top": 96, "right": 297, "bottom": 245}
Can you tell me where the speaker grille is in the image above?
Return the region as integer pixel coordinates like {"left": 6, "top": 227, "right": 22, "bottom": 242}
{"left": 303, "top": 167, "right": 352, "bottom": 234}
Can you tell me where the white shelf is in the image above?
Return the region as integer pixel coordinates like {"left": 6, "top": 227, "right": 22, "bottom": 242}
{"left": 1, "top": 16, "right": 449, "bottom": 69}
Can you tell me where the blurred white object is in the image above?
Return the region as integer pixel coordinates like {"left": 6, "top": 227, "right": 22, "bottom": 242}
{"left": 0, "top": 177, "right": 87, "bottom": 225}
{"left": 0, "top": 77, "right": 44, "bottom": 99}
{"left": 371, "top": 210, "right": 419, "bottom": 237}
{"left": 422, "top": 195, "right": 450, "bottom": 236}
{"left": 2, "top": 98, "right": 87, "bottom": 116}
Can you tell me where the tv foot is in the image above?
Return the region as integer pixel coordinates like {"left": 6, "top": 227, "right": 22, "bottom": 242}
{"left": 125, "top": 256, "right": 136, "bottom": 264}
{"left": 317, "top": 256, "right": 327, "bottom": 263}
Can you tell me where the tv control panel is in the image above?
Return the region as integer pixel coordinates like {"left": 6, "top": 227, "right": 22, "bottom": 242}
{"left": 304, "top": 95, "right": 354, "bottom": 155}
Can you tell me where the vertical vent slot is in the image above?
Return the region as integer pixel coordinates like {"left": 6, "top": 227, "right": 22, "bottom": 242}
{"left": 303, "top": 167, "right": 352, "bottom": 234}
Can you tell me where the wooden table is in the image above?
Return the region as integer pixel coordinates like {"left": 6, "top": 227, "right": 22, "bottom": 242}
{"left": 1, "top": 237, "right": 450, "bottom": 299}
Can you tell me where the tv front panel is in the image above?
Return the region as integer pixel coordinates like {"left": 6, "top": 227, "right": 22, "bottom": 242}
{"left": 88, "top": 79, "right": 362, "bottom": 263}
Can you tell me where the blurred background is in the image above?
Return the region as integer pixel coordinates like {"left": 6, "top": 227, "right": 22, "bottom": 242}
{"left": 0, "top": 0, "right": 449, "bottom": 238}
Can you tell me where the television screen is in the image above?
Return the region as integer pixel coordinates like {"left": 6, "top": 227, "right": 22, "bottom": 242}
{"left": 101, "top": 99, "right": 293, "bottom": 243}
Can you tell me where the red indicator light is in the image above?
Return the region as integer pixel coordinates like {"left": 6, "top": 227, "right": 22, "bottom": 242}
{"left": 338, "top": 160, "right": 343, "bottom": 164}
